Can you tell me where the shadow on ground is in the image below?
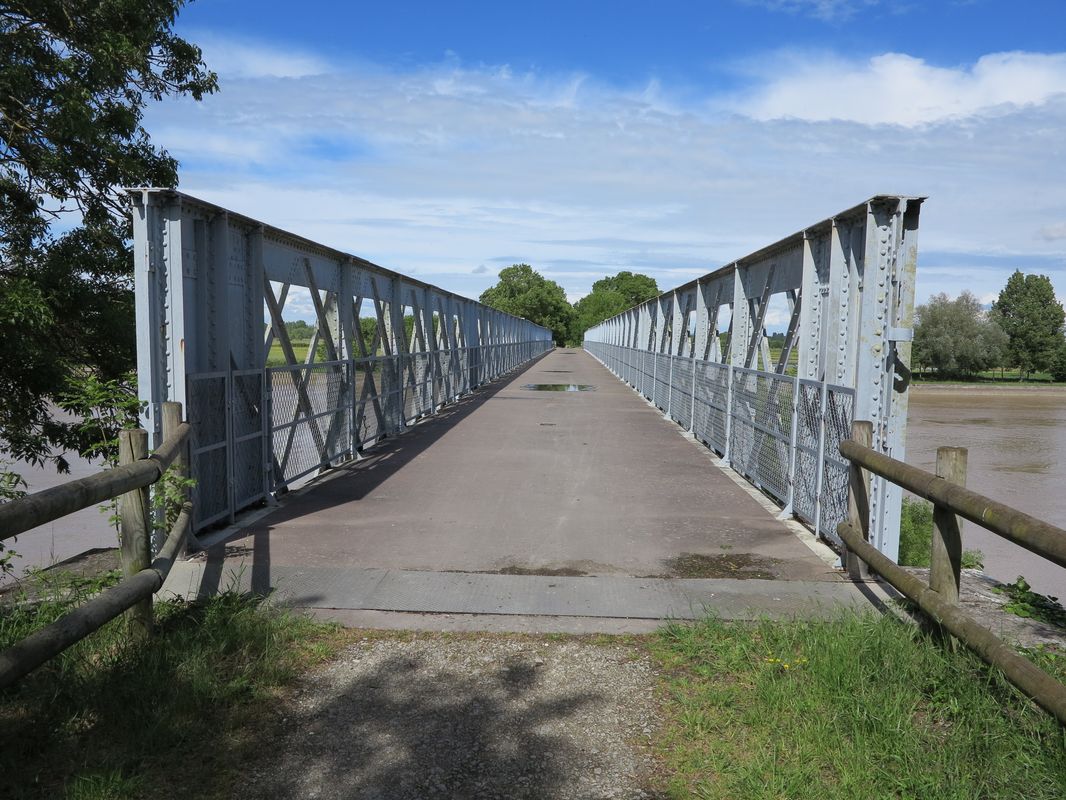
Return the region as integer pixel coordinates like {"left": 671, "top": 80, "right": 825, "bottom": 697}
{"left": 239, "top": 639, "right": 663, "bottom": 800}
{"left": 193, "top": 353, "right": 551, "bottom": 599}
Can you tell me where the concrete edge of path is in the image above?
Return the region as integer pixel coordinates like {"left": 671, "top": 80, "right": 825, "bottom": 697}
{"left": 159, "top": 560, "right": 893, "bottom": 630}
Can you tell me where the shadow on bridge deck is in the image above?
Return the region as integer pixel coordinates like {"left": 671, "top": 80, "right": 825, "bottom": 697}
{"left": 163, "top": 349, "right": 881, "bottom": 630}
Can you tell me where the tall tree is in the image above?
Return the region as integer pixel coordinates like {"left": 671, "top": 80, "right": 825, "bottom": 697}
{"left": 479, "top": 264, "right": 573, "bottom": 345}
{"left": 0, "top": 1, "right": 216, "bottom": 470}
{"left": 992, "top": 271, "right": 1065, "bottom": 379}
{"left": 912, "top": 291, "right": 1008, "bottom": 378}
{"left": 571, "top": 271, "right": 658, "bottom": 345}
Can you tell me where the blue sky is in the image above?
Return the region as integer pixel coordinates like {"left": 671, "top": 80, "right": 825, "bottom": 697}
{"left": 148, "top": 0, "right": 1066, "bottom": 323}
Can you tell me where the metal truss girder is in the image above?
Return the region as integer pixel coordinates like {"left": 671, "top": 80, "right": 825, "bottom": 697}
{"left": 132, "top": 188, "right": 551, "bottom": 534}
{"left": 582, "top": 195, "right": 924, "bottom": 562}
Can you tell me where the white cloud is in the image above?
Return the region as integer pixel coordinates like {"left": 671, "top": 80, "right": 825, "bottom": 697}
{"left": 145, "top": 42, "right": 1066, "bottom": 315}
{"left": 737, "top": 51, "right": 1066, "bottom": 126}
{"left": 1040, "top": 221, "right": 1066, "bottom": 240}
{"left": 740, "top": 0, "right": 879, "bottom": 22}
{"left": 193, "top": 34, "right": 330, "bottom": 79}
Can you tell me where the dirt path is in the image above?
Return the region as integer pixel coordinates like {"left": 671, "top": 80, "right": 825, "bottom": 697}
{"left": 236, "top": 635, "right": 662, "bottom": 800}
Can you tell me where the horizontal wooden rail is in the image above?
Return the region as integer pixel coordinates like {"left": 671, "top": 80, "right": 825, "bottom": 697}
{"left": 0, "top": 422, "right": 191, "bottom": 543}
{"left": 839, "top": 439, "right": 1066, "bottom": 570}
{"left": 837, "top": 520, "right": 1066, "bottom": 725}
{"left": 0, "top": 502, "right": 192, "bottom": 688}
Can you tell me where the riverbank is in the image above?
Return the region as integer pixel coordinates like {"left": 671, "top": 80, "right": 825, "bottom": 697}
{"left": 912, "top": 382, "right": 1066, "bottom": 393}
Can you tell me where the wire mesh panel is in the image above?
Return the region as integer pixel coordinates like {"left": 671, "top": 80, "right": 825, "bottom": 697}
{"left": 638, "top": 351, "right": 654, "bottom": 400}
{"left": 727, "top": 369, "right": 760, "bottom": 489}
{"left": 187, "top": 373, "right": 230, "bottom": 529}
{"left": 670, "top": 356, "right": 695, "bottom": 431}
{"left": 819, "top": 386, "right": 855, "bottom": 544}
{"left": 231, "top": 369, "right": 266, "bottom": 509}
{"left": 269, "top": 362, "right": 350, "bottom": 489}
{"left": 728, "top": 370, "right": 796, "bottom": 505}
{"left": 692, "top": 360, "right": 730, "bottom": 453}
{"left": 792, "top": 380, "right": 824, "bottom": 529}
{"left": 653, "top": 353, "right": 671, "bottom": 410}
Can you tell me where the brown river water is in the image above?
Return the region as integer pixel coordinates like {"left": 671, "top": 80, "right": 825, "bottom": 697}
{"left": 906, "top": 387, "right": 1066, "bottom": 597}
{"left": 4, "top": 388, "right": 1066, "bottom": 596}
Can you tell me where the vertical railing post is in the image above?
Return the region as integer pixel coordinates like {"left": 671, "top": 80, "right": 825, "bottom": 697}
{"left": 845, "top": 420, "right": 873, "bottom": 579}
{"left": 118, "top": 428, "right": 152, "bottom": 635}
{"left": 689, "top": 354, "right": 697, "bottom": 433}
{"left": 784, "top": 372, "right": 801, "bottom": 515}
{"left": 812, "top": 379, "right": 829, "bottom": 537}
{"left": 666, "top": 353, "right": 674, "bottom": 418}
{"left": 723, "top": 364, "right": 734, "bottom": 465}
{"left": 651, "top": 348, "right": 657, "bottom": 406}
{"left": 225, "top": 371, "right": 235, "bottom": 523}
{"left": 931, "top": 447, "right": 967, "bottom": 604}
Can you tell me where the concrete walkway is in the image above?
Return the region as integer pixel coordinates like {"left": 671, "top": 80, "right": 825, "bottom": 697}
{"left": 163, "top": 349, "right": 878, "bottom": 628}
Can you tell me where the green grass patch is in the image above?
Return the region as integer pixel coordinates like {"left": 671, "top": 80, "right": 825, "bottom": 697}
{"left": 267, "top": 340, "right": 325, "bottom": 367}
{"left": 913, "top": 367, "right": 1064, "bottom": 385}
{"left": 899, "top": 496, "right": 984, "bottom": 569}
{"left": 650, "top": 614, "right": 1066, "bottom": 800}
{"left": 0, "top": 570, "right": 350, "bottom": 800}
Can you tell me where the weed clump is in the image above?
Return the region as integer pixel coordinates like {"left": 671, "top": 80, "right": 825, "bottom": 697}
{"left": 899, "top": 496, "right": 984, "bottom": 569}
{"left": 0, "top": 572, "right": 347, "bottom": 799}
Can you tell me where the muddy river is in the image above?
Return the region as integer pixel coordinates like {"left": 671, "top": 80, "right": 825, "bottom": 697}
{"left": 907, "top": 387, "right": 1066, "bottom": 596}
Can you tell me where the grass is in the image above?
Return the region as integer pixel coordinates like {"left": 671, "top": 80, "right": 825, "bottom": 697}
{"left": 0, "top": 569, "right": 350, "bottom": 800}
{"left": 267, "top": 340, "right": 320, "bottom": 367}
{"left": 650, "top": 613, "right": 1066, "bottom": 800}
{"left": 4, "top": 567, "right": 1066, "bottom": 798}
{"left": 899, "top": 496, "right": 984, "bottom": 569}
{"left": 912, "top": 367, "right": 1064, "bottom": 385}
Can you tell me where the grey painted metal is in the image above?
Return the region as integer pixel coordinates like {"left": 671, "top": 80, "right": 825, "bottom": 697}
{"left": 132, "top": 189, "right": 551, "bottom": 532}
{"left": 587, "top": 341, "right": 854, "bottom": 546}
{"left": 584, "top": 196, "right": 922, "bottom": 561}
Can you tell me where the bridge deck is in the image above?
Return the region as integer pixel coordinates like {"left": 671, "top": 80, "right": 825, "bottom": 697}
{"left": 164, "top": 350, "right": 872, "bottom": 628}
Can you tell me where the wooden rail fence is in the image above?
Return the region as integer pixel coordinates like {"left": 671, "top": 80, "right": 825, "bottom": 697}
{"left": 839, "top": 420, "right": 1066, "bottom": 725}
{"left": 0, "top": 402, "right": 192, "bottom": 687}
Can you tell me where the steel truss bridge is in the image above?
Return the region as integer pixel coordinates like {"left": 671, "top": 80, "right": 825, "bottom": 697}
{"left": 133, "top": 190, "right": 920, "bottom": 562}
{"left": 131, "top": 189, "right": 552, "bottom": 538}
{"left": 584, "top": 196, "right": 922, "bottom": 558}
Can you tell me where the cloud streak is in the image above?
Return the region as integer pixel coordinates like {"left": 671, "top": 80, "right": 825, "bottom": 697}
{"left": 736, "top": 51, "right": 1066, "bottom": 126}
{"left": 146, "top": 42, "right": 1066, "bottom": 314}
{"left": 739, "top": 0, "right": 880, "bottom": 22}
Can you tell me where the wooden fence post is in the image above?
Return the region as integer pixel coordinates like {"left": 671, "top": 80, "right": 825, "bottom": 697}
{"left": 118, "top": 428, "right": 152, "bottom": 635}
{"left": 846, "top": 420, "right": 873, "bottom": 580}
{"left": 161, "top": 402, "right": 189, "bottom": 555}
{"left": 931, "top": 446, "right": 967, "bottom": 605}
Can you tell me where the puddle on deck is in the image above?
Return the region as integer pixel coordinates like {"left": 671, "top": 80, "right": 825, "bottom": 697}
{"left": 521, "top": 384, "right": 596, "bottom": 392}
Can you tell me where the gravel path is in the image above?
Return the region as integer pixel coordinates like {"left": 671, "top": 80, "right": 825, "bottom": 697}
{"left": 237, "top": 635, "right": 663, "bottom": 799}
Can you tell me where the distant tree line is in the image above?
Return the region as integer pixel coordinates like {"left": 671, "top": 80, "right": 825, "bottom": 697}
{"left": 914, "top": 270, "right": 1066, "bottom": 381}
{"left": 479, "top": 264, "right": 660, "bottom": 347}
